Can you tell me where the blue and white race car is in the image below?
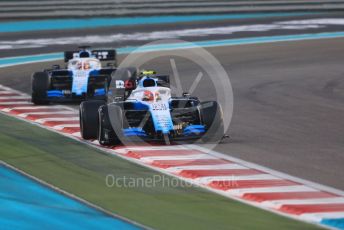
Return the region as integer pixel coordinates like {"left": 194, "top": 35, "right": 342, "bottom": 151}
{"left": 79, "top": 70, "right": 224, "bottom": 146}
{"left": 31, "top": 47, "right": 117, "bottom": 104}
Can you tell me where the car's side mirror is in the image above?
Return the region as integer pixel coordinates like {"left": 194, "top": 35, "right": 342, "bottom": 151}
{"left": 52, "top": 64, "right": 60, "bottom": 70}
{"left": 183, "top": 92, "right": 190, "bottom": 97}
{"left": 107, "top": 62, "right": 116, "bottom": 68}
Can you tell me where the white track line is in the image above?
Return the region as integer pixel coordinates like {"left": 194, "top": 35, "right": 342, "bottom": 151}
{"left": 35, "top": 117, "right": 80, "bottom": 123}
{"left": 165, "top": 163, "right": 247, "bottom": 173}
{"left": 140, "top": 154, "right": 217, "bottom": 163}
{"left": 300, "top": 212, "right": 344, "bottom": 222}
{"left": 0, "top": 101, "right": 31, "bottom": 105}
{"left": 18, "top": 111, "right": 77, "bottom": 118}
{"left": 4, "top": 105, "right": 63, "bottom": 110}
{"left": 52, "top": 124, "right": 80, "bottom": 130}
{"left": 72, "top": 132, "right": 82, "bottom": 137}
{"left": 196, "top": 174, "right": 281, "bottom": 184}
{"left": 0, "top": 91, "right": 20, "bottom": 95}
{"left": 0, "top": 95, "right": 30, "bottom": 99}
{"left": 2, "top": 106, "right": 65, "bottom": 112}
{"left": 227, "top": 185, "right": 318, "bottom": 196}
{"left": 262, "top": 197, "right": 344, "bottom": 209}
{"left": 118, "top": 145, "right": 190, "bottom": 152}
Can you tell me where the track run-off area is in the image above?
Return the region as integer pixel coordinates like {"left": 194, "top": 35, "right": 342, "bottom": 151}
{"left": 0, "top": 161, "right": 142, "bottom": 230}
{"left": 1, "top": 33, "right": 344, "bottom": 229}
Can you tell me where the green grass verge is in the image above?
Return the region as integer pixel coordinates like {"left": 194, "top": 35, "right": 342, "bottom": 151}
{"left": 0, "top": 113, "right": 323, "bottom": 230}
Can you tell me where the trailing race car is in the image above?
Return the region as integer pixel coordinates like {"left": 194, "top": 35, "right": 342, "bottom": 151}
{"left": 79, "top": 70, "right": 224, "bottom": 146}
{"left": 31, "top": 46, "right": 117, "bottom": 104}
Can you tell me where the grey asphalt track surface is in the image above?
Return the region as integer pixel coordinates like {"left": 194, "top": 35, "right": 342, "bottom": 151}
{"left": 1, "top": 37, "right": 343, "bottom": 190}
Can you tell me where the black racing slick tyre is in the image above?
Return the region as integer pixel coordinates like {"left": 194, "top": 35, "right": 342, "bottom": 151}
{"left": 98, "top": 104, "right": 123, "bottom": 146}
{"left": 79, "top": 100, "right": 105, "bottom": 140}
{"left": 200, "top": 101, "right": 224, "bottom": 143}
{"left": 31, "top": 72, "right": 50, "bottom": 105}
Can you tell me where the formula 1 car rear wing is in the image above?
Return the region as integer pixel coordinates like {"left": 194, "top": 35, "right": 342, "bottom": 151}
{"left": 64, "top": 49, "right": 117, "bottom": 62}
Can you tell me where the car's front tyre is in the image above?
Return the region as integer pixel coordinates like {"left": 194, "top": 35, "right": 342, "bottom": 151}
{"left": 200, "top": 101, "right": 225, "bottom": 143}
{"left": 31, "top": 72, "right": 50, "bottom": 105}
{"left": 79, "top": 100, "right": 105, "bottom": 140}
{"left": 98, "top": 104, "right": 123, "bottom": 146}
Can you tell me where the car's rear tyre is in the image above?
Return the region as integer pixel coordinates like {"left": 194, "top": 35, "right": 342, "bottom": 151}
{"left": 80, "top": 100, "right": 105, "bottom": 140}
{"left": 98, "top": 104, "right": 123, "bottom": 146}
{"left": 31, "top": 72, "right": 50, "bottom": 105}
{"left": 200, "top": 101, "right": 224, "bottom": 143}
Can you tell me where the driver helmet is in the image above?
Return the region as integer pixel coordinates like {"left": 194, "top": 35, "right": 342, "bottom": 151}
{"left": 83, "top": 61, "right": 91, "bottom": 70}
{"left": 142, "top": 90, "right": 154, "bottom": 101}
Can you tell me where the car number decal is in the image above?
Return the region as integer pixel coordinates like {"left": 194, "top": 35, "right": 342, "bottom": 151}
{"left": 151, "top": 103, "right": 168, "bottom": 111}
